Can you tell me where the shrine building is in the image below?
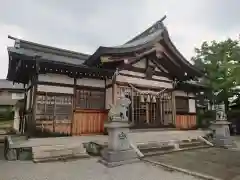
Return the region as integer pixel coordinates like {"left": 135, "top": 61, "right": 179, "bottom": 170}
{"left": 6, "top": 16, "right": 207, "bottom": 135}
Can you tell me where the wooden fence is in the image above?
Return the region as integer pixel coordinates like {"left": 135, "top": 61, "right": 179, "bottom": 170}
{"left": 175, "top": 114, "right": 197, "bottom": 130}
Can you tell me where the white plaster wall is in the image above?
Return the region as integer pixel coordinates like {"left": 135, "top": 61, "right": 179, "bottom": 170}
{"left": 132, "top": 58, "right": 146, "bottom": 68}
{"left": 116, "top": 75, "right": 173, "bottom": 89}
{"left": 120, "top": 70, "right": 145, "bottom": 77}
{"left": 175, "top": 90, "right": 196, "bottom": 113}
{"left": 105, "top": 87, "right": 113, "bottom": 109}
{"left": 12, "top": 93, "right": 24, "bottom": 100}
{"left": 119, "top": 70, "right": 171, "bottom": 82}
{"left": 38, "top": 85, "right": 73, "bottom": 94}
{"left": 120, "top": 70, "right": 171, "bottom": 81}
{"left": 175, "top": 90, "right": 187, "bottom": 97}
{"left": 13, "top": 106, "right": 20, "bottom": 132}
{"left": 188, "top": 92, "right": 195, "bottom": 98}
{"left": 77, "top": 78, "right": 105, "bottom": 88}
{"left": 154, "top": 64, "right": 168, "bottom": 73}
{"left": 152, "top": 75, "right": 172, "bottom": 82}
{"left": 106, "top": 79, "right": 112, "bottom": 86}
{"left": 189, "top": 99, "right": 196, "bottom": 113}
{"left": 175, "top": 90, "right": 195, "bottom": 97}
{"left": 38, "top": 73, "right": 74, "bottom": 84}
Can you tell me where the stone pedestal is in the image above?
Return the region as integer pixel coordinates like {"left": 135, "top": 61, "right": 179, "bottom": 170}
{"left": 100, "top": 118, "right": 138, "bottom": 167}
{"left": 211, "top": 121, "right": 236, "bottom": 148}
{"left": 211, "top": 104, "right": 236, "bottom": 148}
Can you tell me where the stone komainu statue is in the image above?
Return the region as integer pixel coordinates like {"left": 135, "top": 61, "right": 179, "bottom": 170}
{"left": 108, "top": 97, "right": 131, "bottom": 122}
{"left": 216, "top": 104, "right": 227, "bottom": 121}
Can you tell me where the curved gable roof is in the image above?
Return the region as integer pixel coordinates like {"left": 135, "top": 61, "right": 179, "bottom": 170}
{"left": 84, "top": 16, "right": 203, "bottom": 78}
{"left": 84, "top": 17, "right": 166, "bottom": 66}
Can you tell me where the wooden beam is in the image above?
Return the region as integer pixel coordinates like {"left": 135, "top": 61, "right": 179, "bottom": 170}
{"left": 150, "top": 58, "right": 168, "bottom": 73}
{"left": 123, "top": 65, "right": 170, "bottom": 78}
{"left": 123, "top": 47, "right": 156, "bottom": 65}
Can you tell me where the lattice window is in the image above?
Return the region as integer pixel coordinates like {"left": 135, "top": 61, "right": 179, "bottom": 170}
{"left": 118, "top": 86, "right": 173, "bottom": 127}
{"left": 36, "top": 94, "right": 73, "bottom": 121}
{"left": 175, "top": 97, "right": 189, "bottom": 112}
{"left": 76, "top": 89, "right": 105, "bottom": 109}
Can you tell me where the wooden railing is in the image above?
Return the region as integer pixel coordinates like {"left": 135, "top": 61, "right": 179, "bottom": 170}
{"left": 72, "top": 109, "right": 108, "bottom": 135}
{"left": 175, "top": 114, "right": 197, "bottom": 130}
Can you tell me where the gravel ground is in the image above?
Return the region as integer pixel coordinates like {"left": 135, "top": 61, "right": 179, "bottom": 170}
{"left": 146, "top": 147, "right": 240, "bottom": 180}
{"left": 0, "top": 146, "right": 200, "bottom": 180}
{"left": 0, "top": 159, "right": 201, "bottom": 180}
{"left": 1, "top": 134, "right": 238, "bottom": 180}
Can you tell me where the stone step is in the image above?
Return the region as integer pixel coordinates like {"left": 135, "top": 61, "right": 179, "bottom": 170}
{"left": 178, "top": 141, "right": 205, "bottom": 149}
{"left": 143, "top": 145, "right": 211, "bottom": 157}
{"left": 139, "top": 145, "right": 175, "bottom": 153}
{"left": 84, "top": 139, "right": 209, "bottom": 157}
{"left": 138, "top": 140, "right": 209, "bottom": 157}
{"left": 32, "top": 143, "right": 90, "bottom": 163}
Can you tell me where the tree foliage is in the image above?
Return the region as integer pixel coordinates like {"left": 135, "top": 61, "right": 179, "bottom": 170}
{"left": 192, "top": 38, "right": 240, "bottom": 111}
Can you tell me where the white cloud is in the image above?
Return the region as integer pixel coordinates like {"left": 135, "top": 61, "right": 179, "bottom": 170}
{"left": 0, "top": 0, "right": 239, "bottom": 79}
{"left": 0, "top": 24, "right": 26, "bottom": 79}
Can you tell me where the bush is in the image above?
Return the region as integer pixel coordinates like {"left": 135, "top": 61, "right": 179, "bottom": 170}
{"left": 197, "top": 110, "right": 215, "bottom": 129}
{"left": 0, "top": 106, "right": 14, "bottom": 121}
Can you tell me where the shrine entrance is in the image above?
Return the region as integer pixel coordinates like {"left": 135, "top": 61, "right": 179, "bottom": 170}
{"left": 119, "top": 86, "right": 173, "bottom": 128}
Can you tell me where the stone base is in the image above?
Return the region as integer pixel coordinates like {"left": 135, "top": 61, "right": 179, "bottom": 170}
{"left": 32, "top": 144, "right": 89, "bottom": 163}
{"left": 100, "top": 148, "right": 139, "bottom": 167}
{"left": 99, "top": 158, "right": 140, "bottom": 168}
{"left": 213, "top": 135, "right": 237, "bottom": 148}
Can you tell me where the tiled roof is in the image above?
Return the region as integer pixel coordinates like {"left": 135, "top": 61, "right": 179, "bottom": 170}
{"left": 0, "top": 79, "right": 24, "bottom": 90}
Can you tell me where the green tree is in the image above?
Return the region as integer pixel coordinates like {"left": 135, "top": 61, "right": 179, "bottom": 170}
{"left": 192, "top": 38, "right": 240, "bottom": 113}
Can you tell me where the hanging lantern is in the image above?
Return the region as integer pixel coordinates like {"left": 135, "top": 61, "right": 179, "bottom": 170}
{"left": 146, "top": 94, "right": 151, "bottom": 103}
{"left": 152, "top": 96, "right": 156, "bottom": 103}
{"left": 140, "top": 94, "right": 145, "bottom": 103}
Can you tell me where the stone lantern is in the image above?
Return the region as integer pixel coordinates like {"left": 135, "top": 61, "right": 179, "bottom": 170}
{"left": 100, "top": 95, "right": 139, "bottom": 167}
{"left": 211, "top": 103, "right": 236, "bottom": 148}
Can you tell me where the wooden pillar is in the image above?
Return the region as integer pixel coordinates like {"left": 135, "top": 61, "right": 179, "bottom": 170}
{"left": 131, "top": 87, "right": 134, "bottom": 124}
{"left": 104, "top": 78, "right": 106, "bottom": 108}
{"left": 171, "top": 91, "right": 176, "bottom": 126}
{"left": 146, "top": 103, "right": 149, "bottom": 124}
{"left": 53, "top": 96, "right": 56, "bottom": 132}
{"left": 112, "top": 83, "right": 117, "bottom": 105}
{"left": 71, "top": 77, "right": 77, "bottom": 135}
{"left": 31, "top": 57, "right": 40, "bottom": 135}
{"left": 21, "top": 84, "right": 27, "bottom": 134}
{"left": 31, "top": 74, "right": 38, "bottom": 135}
{"left": 23, "top": 84, "right": 27, "bottom": 112}
{"left": 73, "top": 77, "right": 77, "bottom": 110}
{"left": 29, "top": 84, "right": 33, "bottom": 113}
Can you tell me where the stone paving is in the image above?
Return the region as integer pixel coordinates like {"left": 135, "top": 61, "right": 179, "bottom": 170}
{"left": 0, "top": 130, "right": 210, "bottom": 180}
{"left": 14, "top": 130, "right": 209, "bottom": 148}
